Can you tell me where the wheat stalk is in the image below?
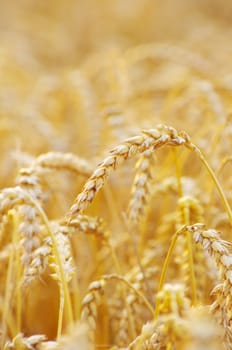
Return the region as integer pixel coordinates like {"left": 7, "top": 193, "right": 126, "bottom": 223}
{"left": 67, "top": 125, "right": 188, "bottom": 218}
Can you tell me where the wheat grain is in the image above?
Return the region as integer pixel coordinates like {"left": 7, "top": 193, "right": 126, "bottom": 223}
{"left": 4, "top": 333, "right": 46, "bottom": 350}
{"left": 67, "top": 125, "right": 188, "bottom": 218}
{"left": 188, "top": 224, "right": 232, "bottom": 347}
{"left": 35, "top": 152, "right": 94, "bottom": 177}
{"left": 0, "top": 3, "right": 232, "bottom": 349}
{"left": 80, "top": 280, "right": 105, "bottom": 342}
{"left": 63, "top": 215, "right": 108, "bottom": 241}
{"left": 128, "top": 150, "right": 155, "bottom": 224}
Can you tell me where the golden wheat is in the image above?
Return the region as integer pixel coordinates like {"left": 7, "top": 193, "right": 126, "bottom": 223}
{"left": 0, "top": 1, "right": 232, "bottom": 349}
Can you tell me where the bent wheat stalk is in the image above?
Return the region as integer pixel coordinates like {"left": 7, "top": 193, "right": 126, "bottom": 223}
{"left": 66, "top": 125, "right": 187, "bottom": 218}
{"left": 66, "top": 125, "right": 232, "bottom": 230}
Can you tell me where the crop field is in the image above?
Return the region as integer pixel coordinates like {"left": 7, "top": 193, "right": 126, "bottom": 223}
{"left": 0, "top": 1, "right": 232, "bottom": 349}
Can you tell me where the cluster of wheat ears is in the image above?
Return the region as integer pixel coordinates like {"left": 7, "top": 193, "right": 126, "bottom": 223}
{"left": 0, "top": 1, "right": 232, "bottom": 349}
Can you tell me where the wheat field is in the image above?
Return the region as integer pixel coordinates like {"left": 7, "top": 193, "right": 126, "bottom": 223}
{"left": 0, "top": 1, "right": 232, "bottom": 349}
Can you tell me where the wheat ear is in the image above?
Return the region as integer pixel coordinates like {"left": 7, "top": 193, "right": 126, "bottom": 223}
{"left": 128, "top": 149, "right": 155, "bottom": 224}
{"left": 35, "top": 152, "right": 93, "bottom": 177}
{"left": 67, "top": 125, "right": 232, "bottom": 230}
{"left": 188, "top": 224, "right": 232, "bottom": 346}
{"left": 67, "top": 125, "right": 188, "bottom": 218}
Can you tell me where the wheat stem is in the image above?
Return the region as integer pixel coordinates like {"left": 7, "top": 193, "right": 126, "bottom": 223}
{"left": 103, "top": 274, "right": 155, "bottom": 317}
{"left": 183, "top": 203, "right": 197, "bottom": 305}
{"left": 154, "top": 225, "right": 186, "bottom": 320}
{"left": 1, "top": 211, "right": 17, "bottom": 347}
{"left": 25, "top": 193, "right": 74, "bottom": 337}
{"left": 173, "top": 148, "right": 183, "bottom": 198}
{"left": 15, "top": 223, "right": 22, "bottom": 334}
{"left": 190, "top": 143, "right": 232, "bottom": 225}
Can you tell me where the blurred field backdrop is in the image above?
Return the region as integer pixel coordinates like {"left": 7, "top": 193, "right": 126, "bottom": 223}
{"left": 0, "top": 1, "right": 232, "bottom": 349}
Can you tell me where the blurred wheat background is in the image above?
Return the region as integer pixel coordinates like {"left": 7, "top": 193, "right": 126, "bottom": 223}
{"left": 0, "top": 1, "right": 232, "bottom": 349}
